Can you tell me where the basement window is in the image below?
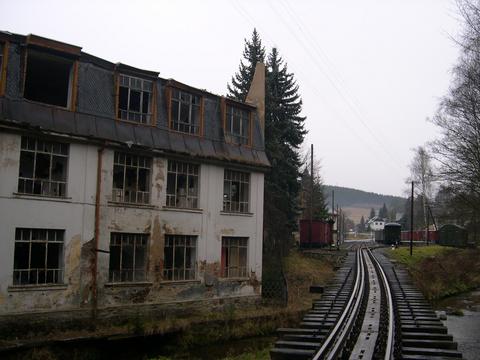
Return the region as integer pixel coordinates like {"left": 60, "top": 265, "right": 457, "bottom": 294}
{"left": 166, "top": 160, "right": 199, "bottom": 209}
{"left": 118, "top": 74, "right": 153, "bottom": 124}
{"left": 23, "top": 50, "right": 73, "bottom": 107}
{"left": 163, "top": 235, "right": 197, "bottom": 281}
{"left": 223, "top": 169, "right": 250, "bottom": 213}
{"left": 18, "top": 136, "right": 69, "bottom": 197}
{"left": 13, "top": 228, "right": 64, "bottom": 285}
{"left": 112, "top": 152, "right": 151, "bottom": 204}
{"left": 170, "top": 89, "right": 201, "bottom": 134}
{"left": 225, "top": 105, "right": 250, "bottom": 145}
{"left": 221, "top": 237, "right": 248, "bottom": 278}
{"left": 109, "top": 233, "right": 148, "bottom": 282}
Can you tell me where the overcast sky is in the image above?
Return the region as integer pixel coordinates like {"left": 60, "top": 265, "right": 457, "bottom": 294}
{"left": 1, "top": 0, "right": 462, "bottom": 196}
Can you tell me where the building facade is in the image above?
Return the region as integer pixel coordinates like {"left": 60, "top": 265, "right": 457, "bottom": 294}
{"left": 0, "top": 32, "right": 268, "bottom": 316}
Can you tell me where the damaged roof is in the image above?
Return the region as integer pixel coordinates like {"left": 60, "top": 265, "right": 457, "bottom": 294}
{"left": 0, "top": 31, "right": 270, "bottom": 170}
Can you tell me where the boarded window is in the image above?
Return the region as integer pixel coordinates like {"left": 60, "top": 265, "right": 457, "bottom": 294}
{"left": 13, "top": 228, "right": 64, "bottom": 285}
{"left": 18, "top": 136, "right": 69, "bottom": 197}
{"left": 166, "top": 160, "right": 199, "bottom": 208}
{"left": 163, "top": 235, "right": 196, "bottom": 281}
{"left": 118, "top": 74, "right": 153, "bottom": 124}
{"left": 223, "top": 169, "right": 250, "bottom": 213}
{"left": 225, "top": 105, "right": 250, "bottom": 145}
{"left": 112, "top": 152, "right": 151, "bottom": 204}
{"left": 170, "top": 88, "right": 201, "bottom": 134}
{"left": 24, "top": 50, "right": 73, "bottom": 107}
{"left": 109, "top": 233, "right": 148, "bottom": 282}
{"left": 221, "top": 237, "right": 248, "bottom": 278}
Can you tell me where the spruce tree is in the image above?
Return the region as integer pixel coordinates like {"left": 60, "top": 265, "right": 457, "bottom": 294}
{"left": 227, "top": 29, "right": 265, "bottom": 102}
{"left": 264, "top": 47, "right": 306, "bottom": 253}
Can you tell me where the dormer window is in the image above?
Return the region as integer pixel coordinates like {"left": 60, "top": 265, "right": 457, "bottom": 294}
{"left": 118, "top": 74, "right": 153, "bottom": 124}
{"left": 225, "top": 104, "right": 251, "bottom": 145}
{"left": 23, "top": 50, "right": 74, "bottom": 108}
{"left": 169, "top": 88, "right": 201, "bottom": 135}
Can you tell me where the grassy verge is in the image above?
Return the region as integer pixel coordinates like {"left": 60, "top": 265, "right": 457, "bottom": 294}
{"left": 387, "top": 245, "right": 480, "bottom": 301}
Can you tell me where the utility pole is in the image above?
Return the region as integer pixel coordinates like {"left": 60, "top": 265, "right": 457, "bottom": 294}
{"left": 410, "top": 181, "right": 414, "bottom": 256}
{"left": 426, "top": 207, "right": 430, "bottom": 246}
{"left": 309, "top": 144, "right": 314, "bottom": 245}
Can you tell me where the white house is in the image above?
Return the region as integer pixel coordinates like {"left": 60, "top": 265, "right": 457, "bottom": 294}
{"left": 0, "top": 32, "right": 268, "bottom": 319}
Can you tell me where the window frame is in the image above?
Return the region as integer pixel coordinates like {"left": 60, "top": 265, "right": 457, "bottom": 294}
{"left": 0, "top": 41, "right": 8, "bottom": 97}
{"left": 17, "top": 136, "right": 69, "bottom": 198}
{"left": 13, "top": 228, "right": 65, "bottom": 286}
{"left": 223, "top": 101, "right": 252, "bottom": 146}
{"left": 223, "top": 169, "right": 250, "bottom": 213}
{"left": 108, "top": 232, "right": 149, "bottom": 283}
{"left": 116, "top": 73, "right": 155, "bottom": 125}
{"left": 22, "top": 48, "right": 76, "bottom": 110}
{"left": 166, "top": 160, "right": 200, "bottom": 209}
{"left": 163, "top": 234, "right": 197, "bottom": 282}
{"left": 112, "top": 151, "right": 152, "bottom": 205}
{"left": 167, "top": 87, "right": 203, "bottom": 136}
{"left": 221, "top": 237, "right": 248, "bottom": 279}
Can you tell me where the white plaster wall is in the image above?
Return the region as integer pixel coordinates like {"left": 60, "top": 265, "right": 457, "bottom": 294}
{"left": 0, "top": 132, "right": 98, "bottom": 313}
{"left": 0, "top": 132, "right": 265, "bottom": 314}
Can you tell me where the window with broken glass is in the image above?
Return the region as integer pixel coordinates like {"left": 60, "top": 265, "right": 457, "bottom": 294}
{"left": 170, "top": 88, "right": 201, "bottom": 134}
{"left": 225, "top": 105, "right": 250, "bottom": 145}
{"left": 18, "top": 137, "right": 69, "bottom": 197}
{"left": 109, "top": 233, "right": 148, "bottom": 282}
{"left": 13, "top": 228, "right": 64, "bottom": 286}
{"left": 118, "top": 74, "right": 153, "bottom": 124}
{"left": 163, "top": 235, "right": 197, "bottom": 281}
{"left": 23, "top": 50, "right": 73, "bottom": 108}
{"left": 221, "top": 237, "right": 248, "bottom": 278}
{"left": 112, "top": 152, "right": 151, "bottom": 204}
{"left": 223, "top": 169, "right": 250, "bottom": 213}
{"left": 166, "top": 160, "right": 199, "bottom": 209}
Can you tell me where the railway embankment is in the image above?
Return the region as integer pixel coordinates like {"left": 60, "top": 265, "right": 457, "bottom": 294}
{"left": 385, "top": 245, "right": 480, "bottom": 303}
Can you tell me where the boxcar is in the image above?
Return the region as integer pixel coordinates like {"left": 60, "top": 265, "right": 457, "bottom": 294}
{"left": 384, "top": 223, "right": 401, "bottom": 245}
{"left": 299, "top": 219, "right": 334, "bottom": 248}
{"left": 438, "top": 224, "right": 468, "bottom": 247}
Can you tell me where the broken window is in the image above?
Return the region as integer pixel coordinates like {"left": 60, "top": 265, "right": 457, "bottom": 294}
{"left": 170, "top": 88, "right": 201, "bottom": 134}
{"left": 223, "top": 169, "right": 250, "bottom": 213}
{"left": 13, "top": 228, "right": 64, "bottom": 285}
{"left": 18, "top": 136, "right": 69, "bottom": 197}
{"left": 166, "top": 160, "right": 199, "bottom": 208}
{"left": 118, "top": 74, "right": 153, "bottom": 124}
{"left": 163, "top": 235, "right": 197, "bottom": 281}
{"left": 112, "top": 152, "right": 151, "bottom": 204}
{"left": 221, "top": 237, "right": 248, "bottom": 278}
{"left": 225, "top": 105, "right": 250, "bottom": 145}
{"left": 109, "top": 233, "right": 148, "bottom": 282}
{"left": 23, "top": 50, "right": 73, "bottom": 107}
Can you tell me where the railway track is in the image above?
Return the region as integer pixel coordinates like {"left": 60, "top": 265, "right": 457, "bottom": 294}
{"left": 270, "top": 245, "right": 462, "bottom": 359}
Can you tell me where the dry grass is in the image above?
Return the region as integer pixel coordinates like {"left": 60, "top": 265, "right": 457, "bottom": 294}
{"left": 388, "top": 245, "right": 480, "bottom": 300}
{"left": 283, "top": 249, "right": 337, "bottom": 309}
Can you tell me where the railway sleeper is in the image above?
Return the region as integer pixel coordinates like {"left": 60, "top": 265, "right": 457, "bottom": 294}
{"left": 402, "top": 332, "right": 454, "bottom": 341}
{"left": 274, "top": 340, "right": 321, "bottom": 349}
{"left": 402, "top": 326, "right": 448, "bottom": 334}
{"left": 402, "top": 339, "right": 458, "bottom": 350}
{"left": 402, "top": 347, "right": 462, "bottom": 358}
{"left": 269, "top": 347, "right": 315, "bottom": 360}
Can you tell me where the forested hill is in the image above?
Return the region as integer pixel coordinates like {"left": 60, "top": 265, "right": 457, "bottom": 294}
{"left": 323, "top": 185, "right": 405, "bottom": 210}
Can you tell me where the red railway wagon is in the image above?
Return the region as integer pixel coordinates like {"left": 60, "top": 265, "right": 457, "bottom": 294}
{"left": 299, "top": 219, "right": 334, "bottom": 247}
{"left": 401, "top": 230, "right": 438, "bottom": 243}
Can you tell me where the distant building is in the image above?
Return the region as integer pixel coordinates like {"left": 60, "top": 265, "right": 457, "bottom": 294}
{"left": 0, "top": 32, "right": 269, "bottom": 319}
{"left": 367, "top": 216, "right": 386, "bottom": 231}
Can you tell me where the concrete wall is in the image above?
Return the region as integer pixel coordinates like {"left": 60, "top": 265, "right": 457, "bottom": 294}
{"left": 0, "top": 131, "right": 263, "bottom": 315}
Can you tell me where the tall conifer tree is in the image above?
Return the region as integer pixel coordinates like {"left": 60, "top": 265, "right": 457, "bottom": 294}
{"left": 227, "top": 29, "right": 265, "bottom": 102}
{"left": 264, "top": 47, "right": 306, "bottom": 253}
{"left": 228, "top": 30, "right": 307, "bottom": 255}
